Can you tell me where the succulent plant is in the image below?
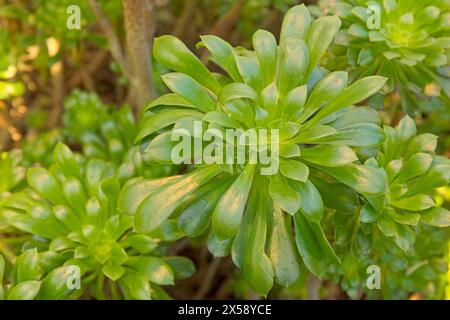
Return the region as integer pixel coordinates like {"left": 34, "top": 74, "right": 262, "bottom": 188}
{"left": 361, "top": 116, "right": 450, "bottom": 251}
{"left": 0, "top": 150, "right": 26, "bottom": 194}
{"left": 321, "top": 0, "right": 450, "bottom": 113}
{"left": 1, "top": 143, "right": 195, "bottom": 300}
{"left": 0, "top": 250, "right": 77, "bottom": 300}
{"left": 324, "top": 116, "right": 450, "bottom": 298}
{"left": 328, "top": 224, "right": 449, "bottom": 299}
{"left": 63, "top": 90, "right": 109, "bottom": 141}
{"left": 22, "top": 130, "right": 61, "bottom": 167}
{"left": 63, "top": 90, "right": 175, "bottom": 179}
{"left": 121, "top": 4, "right": 391, "bottom": 296}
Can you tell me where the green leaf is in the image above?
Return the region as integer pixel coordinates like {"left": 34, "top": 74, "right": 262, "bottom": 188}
{"left": 291, "top": 180, "right": 324, "bottom": 223}
{"left": 279, "top": 143, "right": 301, "bottom": 158}
{"left": 303, "top": 76, "right": 387, "bottom": 130}
{"left": 37, "top": 266, "right": 74, "bottom": 300}
{"left": 377, "top": 215, "right": 397, "bottom": 237}
{"left": 294, "top": 214, "right": 338, "bottom": 278}
{"left": 280, "top": 4, "right": 311, "bottom": 43}
{"left": 118, "top": 176, "right": 180, "bottom": 216}
{"left": 84, "top": 159, "right": 114, "bottom": 197}
{"left": 161, "top": 73, "right": 216, "bottom": 113}
{"left": 420, "top": 207, "right": 450, "bottom": 227}
{"left": 281, "top": 85, "right": 307, "bottom": 121}
{"left": 0, "top": 255, "right": 5, "bottom": 283}
{"left": 142, "top": 132, "right": 174, "bottom": 164}
{"left": 391, "top": 194, "right": 435, "bottom": 211}
{"left": 118, "top": 270, "right": 151, "bottom": 300}
{"left": 212, "top": 164, "right": 255, "bottom": 240}
{"left": 127, "top": 257, "right": 174, "bottom": 285}
{"left": 404, "top": 133, "right": 438, "bottom": 159}
{"left": 135, "top": 166, "right": 221, "bottom": 233}
{"left": 394, "top": 224, "right": 414, "bottom": 252}
{"left": 231, "top": 185, "right": 259, "bottom": 269}
{"left": 136, "top": 109, "right": 203, "bottom": 142}
{"left": 121, "top": 234, "right": 158, "bottom": 254}
{"left": 218, "top": 83, "right": 257, "bottom": 104}
{"left": 279, "top": 159, "right": 309, "bottom": 182}
{"left": 235, "top": 56, "right": 264, "bottom": 93}
{"left": 305, "top": 15, "right": 342, "bottom": 78}
{"left": 260, "top": 82, "right": 279, "bottom": 120}
{"left": 153, "top": 35, "right": 220, "bottom": 93}
{"left": 145, "top": 93, "right": 195, "bottom": 111}
{"left": 395, "top": 116, "right": 417, "bottom": 148}
{"left": 396, "top": 153, "right": 433, "bottom": 182}
{"left": 315, "top": 123, "right": 384, "bottom": 147}
{"left": 387, "top": 210, "right": 420, "bottom": 226}
{"left": 269, "top": 173, "right": 301, "bottom": 215}
{"left": 53, "top": 143, "right": 81, "bottom": 179}
{"left": 164, "top": 257, "right": 195, "bottom": 280}
{"left": 14, "top": 249, "right": 40, "bottom": 283}
{"left": 301, "top": 145, "right": 357, "bottom": 167}
{"left": 102, "top": 265, "right": 125, "bottom": 281}
{"left": 203, "top": 111, "right": 241, "bottom": 129}
{"left": 7, "top": 281, "right": 41, "bottom": 300}
{"left": 62, "top": 177, "right": 87, "bottom": 217}
{"left": 27, "top": 168, "right": 64, "bottom": 205}
{"left": 200, "top": 35, "right": 242, "bottom": 82}
{"left": 268, "top": 206, "right": 300, "bottom": 287}
{"left": 208, "top": 233, "right": 233, "bottom": 257}
{"left": 360, "top": 204, "right": 381, "bottom": 223}
{"left": 314, "top": 163, "right": 387, "bottom": 196}
{"left": 277, "top": 38, "right": 309, "bottom": 98}
{"left": 403, "top": 157, "right": 450, "bottom": 197}
{"left": 253, "top": 29, "right": 277, "bottom": 86}
{"left": 243, "top": 188, "right": 274, "bottom": 296}
{"left": 297, "top": 71, "right": 348, "bottom": 123}
{"left": 179, "top": 181, "right": 229, "bottom": 237}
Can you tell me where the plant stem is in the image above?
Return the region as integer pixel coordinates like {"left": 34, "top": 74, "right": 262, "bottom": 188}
{"left": 123, "top": 0, "right": 156, "bottom": 110}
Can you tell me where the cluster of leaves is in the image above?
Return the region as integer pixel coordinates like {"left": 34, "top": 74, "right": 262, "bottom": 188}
{"left": 0, "top": 1, "right": 448, "bottom": 300}
{"left": 329, "top": 225, "right": 449, "bottom": 299}
{"left": 119, "top": 4, "right": 450, "bottom": 297}
{"left": 313, "top": 0, "right": 450, "bottom": 113}
{"left": 0, "top": 143, "right": 194, "bottom": 299}
{"left": 325, "top": 116, "right": 450, "bottom": 298}
{"left": 0, "top": 249, "right": 77, "bottom": 300}
{"left": 117, "top": 4, "right": 400, "bottom": 297}
{"left": 63, "top": 90, "right": 175, "bottom": 180}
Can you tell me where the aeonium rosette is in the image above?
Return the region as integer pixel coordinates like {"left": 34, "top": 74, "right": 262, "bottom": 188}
{"left": 359, "top": 116, "right": 450, "bottom": 250}
{"left": 1, "top": 143, "right": 195, "bottom": 300}
{"left": 321, "top": 0, "right": 450, "bottom": 113}
{"left": 122, "top": 5, "right": 389, "bottom": 295}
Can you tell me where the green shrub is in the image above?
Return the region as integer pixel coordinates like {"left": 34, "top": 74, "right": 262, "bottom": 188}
{"left": 321, "top": 0, "right": 450, "bottom": 113}
{"left": 1, "top": 143, "right": 194, "bottom": 299}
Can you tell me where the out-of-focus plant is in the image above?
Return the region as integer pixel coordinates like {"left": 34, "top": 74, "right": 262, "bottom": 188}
{"left": 329, "top": 225, "right": 449, "bottom": 299}
{"left": 1, "top": 143, "right": 194, "bottom": 299}
{"left": 325, "top": 116, "right": 450, "bottom": 299}
{"left": 0, "top": 250, "right": 79, "bottom": 300}
{"left": 21, "top": 130, "right": 61, "bottom": 168}
{"left": 315, "top": 0, "right": 450, "bottom": 114}
{"left": 62, "top": 90, "right": 175, "bottom": 180}
{"left": 0, "top": 150, "right": 26, "bottom": 194}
